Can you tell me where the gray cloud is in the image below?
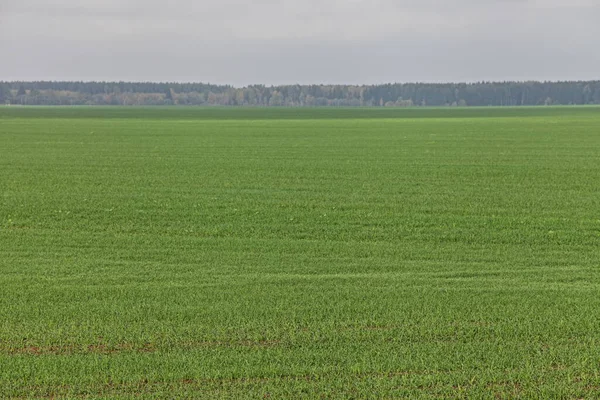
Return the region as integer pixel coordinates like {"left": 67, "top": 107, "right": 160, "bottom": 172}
{"left": 1, "top": 0, "right": 599, "bottom": 85}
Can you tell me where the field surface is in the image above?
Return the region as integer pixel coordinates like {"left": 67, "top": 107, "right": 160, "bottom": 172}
{"left": 1, "top": 106, "right": 600, "bottom": 398}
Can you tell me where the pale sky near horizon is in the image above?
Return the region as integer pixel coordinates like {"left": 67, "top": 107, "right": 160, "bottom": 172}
{"left": 1, "top": 0, "right": 599, "bottom": 86}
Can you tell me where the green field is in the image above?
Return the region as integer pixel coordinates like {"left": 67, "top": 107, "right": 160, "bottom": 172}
{"left": 1, "top": 106, "right": 600, "bottom": 398}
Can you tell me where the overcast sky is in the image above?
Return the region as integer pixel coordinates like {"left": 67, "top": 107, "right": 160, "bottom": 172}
{"left": 1, "top": 0, "right": 599, "bottom": 86}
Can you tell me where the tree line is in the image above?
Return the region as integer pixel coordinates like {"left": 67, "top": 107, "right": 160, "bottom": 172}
{"left": 1, "top": 80, "right": 600, "bottom": 107}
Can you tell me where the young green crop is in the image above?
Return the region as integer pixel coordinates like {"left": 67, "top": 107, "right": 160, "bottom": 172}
{"left": 1, "top": 107, "right": 600, "bottom": 398}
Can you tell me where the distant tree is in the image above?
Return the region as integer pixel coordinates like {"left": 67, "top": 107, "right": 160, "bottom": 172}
{"left": 234, "top": 90, "right": 245, "bottom": 106}
{"left": 583, "top": 84, "right": 593, "bottom": 104}
{"left": 165, "top": 87, "right": 173, "bottom": 102}
{"left": 396, "top": 98, "right": 414, "bottom": 107}
{"left": 246, "top": 89, "right": 258, "bottom": 105}
{"left": 207, "top": 92, "right": 218, "bottom": 105}
{"left": 269, "top": 91, "right": 284, "bottom": 106}
{"left": 17, "top": 84, "right": 26, "bottom": 97}
{"left": 0, "top": 84, "right": 8, "bottom": 104}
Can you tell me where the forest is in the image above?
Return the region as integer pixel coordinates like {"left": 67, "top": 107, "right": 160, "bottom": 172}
{"left": 1, "top": 80, "right": 599, "bottom": 107}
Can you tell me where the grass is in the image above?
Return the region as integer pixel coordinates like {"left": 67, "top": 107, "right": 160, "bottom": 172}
{"left": 1, "top": 106, "right": 600, "bottom": 398}
{"left": 2, "top": 105, "right": 599, "bottom": 120}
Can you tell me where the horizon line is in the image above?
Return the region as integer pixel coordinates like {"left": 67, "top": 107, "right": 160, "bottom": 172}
{"left": 3, "top": 79, "right": 600, "bottom": 88}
